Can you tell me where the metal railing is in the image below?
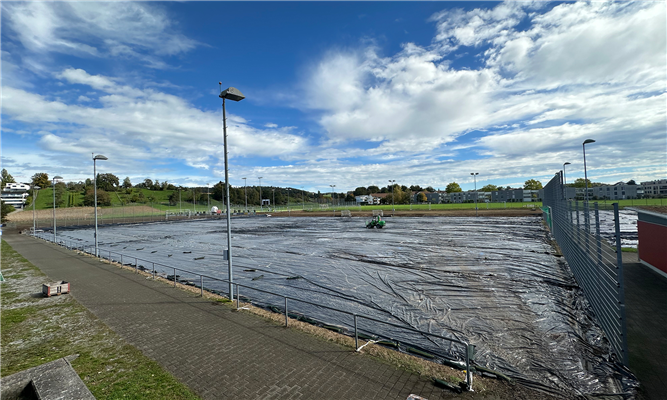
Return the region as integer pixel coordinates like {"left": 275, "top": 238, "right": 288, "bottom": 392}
{"left": 33, "top": 233, "right": 477, "bottom": 390}
{"left": 542, "top": 172, "right": 628, "bottom": 365}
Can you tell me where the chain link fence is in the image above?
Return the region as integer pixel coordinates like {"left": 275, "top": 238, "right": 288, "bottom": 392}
{"left": 542, "top": 172, "right": 628, "bottom": 365}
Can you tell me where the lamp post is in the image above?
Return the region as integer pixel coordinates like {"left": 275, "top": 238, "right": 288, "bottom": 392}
{"left": 583, "top": 139, "right": 595, "bottom": 203}
{"left": 32, "top": 185, "right": 41, "bottom": 234}
{"left": 563, "top": 162, "right": 571, "bottom": 185}
{"left": 93, "top": 154, "right": 108, "bottom": 257}
{"left": 272, "top": 188, "right": 275, "bottom": 210}
{"left": 329, "top": 185, "right": 336, "bottom": 217}
{"left": 301, "top": 186, "right": 305, "bottom": 210}
{"left": 242, "top": 177, "right": 247, "bottom": 212}
{"left": 470, "top": 172, "right": 479, "bottom": 217}
{"left": 258, "top": 177, "right": 263, "bottom": 211}
{"left": 388, "top": 180, "right": 396, "bottom": 213}
{"left": 563, "top": 162, "right": 571, "bottom": 200}
{"left": 287, "top": 187, "right": 290, "bottom": 216}
{"left": 207, "top": 183, "right": 210, "bottom": 211}
{"left": 220, "top": 84, "right": 245, "bottom": 299}
{"left": 52, "top": 175, "right": 63, "bottom": 243}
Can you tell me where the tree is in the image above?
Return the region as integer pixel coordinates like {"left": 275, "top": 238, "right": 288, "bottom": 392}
{"left": 97, "top": 173, "right": 119, "bottom": 191}
{"left": 122, "top": 177, "right": 132, "bottom": 189}
{"left": 54, "top": 182, "right": 67, "bottom": 207}
{"left": 417, "top": 192, "right": 427, "bottom": 202}
{"left": 353, "top": 187, "right": 369, "bottom": 196}
{"left": 445, "top": 182, "right": 462, "bottom": 193}
{"left": 1, "top": 200, "right": 16, "bottom": 222}
{"left": 481, "top": 184, "right": 498, "bottom": 192}
{"left": 409, "top": 185, "right": 423, "bottom": 192}
{"left": 425, "top": 186, "right": 435, "bottom": 193}
{"left": 523, "top": 179, "right": 543, "bottom": 190}
{"left": 32, "top": 172, "right": 49, "bottom": 188}
{"left": 83, "top": 188, "right": 111, "bottom": 206}
{"left": 1, "top": 169, "right": 16, "bottom": 187}
{"left": 571, "top": 178, "right": 591, "bottom": 188}
{"left": 367, "top": 185, "right": 380, "bottom": 194}
{"left": 627, "top": 179, "right": 637, "bottom": 185}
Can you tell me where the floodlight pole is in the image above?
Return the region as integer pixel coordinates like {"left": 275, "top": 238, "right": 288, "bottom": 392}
{"left": 287, "top": 188, "right": 290, "bottom": 216}
{"left": 389, "top": 180, "right": 396, "bottom": 214}
{"left": 52, "top": 176, "right": 62, "bottom": 243}
{"left": 220, "top": 84, "right": 245, "bottom": 299}
{"left": 93, "top": 154, "right": 108, "bottom": 257}
{"left": 32, "top": 185, "right": 41, "bottom": 234}
{"left": 583, "top": 140, "right": 595, "bottom": 203}
{"left": 272, "top": 188, "right": 275, "bottom": 210}
{"left": 207, "top": 183, "right": 210, "bottom": 211}
{"left": 258, "top": 177, "right": 263, "bottom": 211}
{"left": 301, "top": 186, "right": 305, "bottom": 210}
{"left": 242, "top": 177, "right": 247, "bottom": 212}
{"left": 471, "top": 172, "right": 479, "bottom": 217}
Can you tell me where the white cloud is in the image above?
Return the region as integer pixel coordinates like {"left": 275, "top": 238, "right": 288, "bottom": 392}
{"left": 3, "top": 2, "right": 198, "bottom": 67}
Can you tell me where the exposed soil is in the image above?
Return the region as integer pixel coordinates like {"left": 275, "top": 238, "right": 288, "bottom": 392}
{"left": 267, "top": 208, "right": 543, "bottom": 218}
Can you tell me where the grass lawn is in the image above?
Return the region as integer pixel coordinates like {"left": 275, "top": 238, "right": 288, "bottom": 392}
{"left": 1, "top": 240, "right": 201, "bottom": 400}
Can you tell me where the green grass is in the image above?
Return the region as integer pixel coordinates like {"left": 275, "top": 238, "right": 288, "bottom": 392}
{"left": 621, "top": 247, "right": 638, "bottom": 253}
{"left": 1, "top": 240, "right": 200, "bottom": 400}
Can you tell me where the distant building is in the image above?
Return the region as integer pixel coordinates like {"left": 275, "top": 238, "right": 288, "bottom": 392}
{"left": 588, "top": 182, "right": 643, "bottom": 200}
{"left": 448, "top": 191, "right": 490, "bottom": 203}
{"left": 355, "top": 194, "right": 380, "bottom": 205}
{"left": 491, "top": 189, "right": 541, "bottom": 202}
{"left": 641, "top": 179, "right": 667, "bottom": 198}
{"left": 1, "top": 183, "right": 31, "bottom": 209}
{"left": 424, "top": 191, "right": 447, "bottom": 203}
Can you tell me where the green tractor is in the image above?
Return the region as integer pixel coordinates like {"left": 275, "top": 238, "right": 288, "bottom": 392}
{"left": 366, "top": 215, "right": 386, "bottom": 229}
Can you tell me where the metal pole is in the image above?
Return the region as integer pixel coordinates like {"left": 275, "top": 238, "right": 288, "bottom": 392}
{"left": 32, "top": 187, "right": 38, "bottom": 234}
{"left": 243, "top": 178, "right": 247, "bottom": 212}
{"left": 94, "top": 157, "right": 99, "bottom": 257}
{"left": 259, "top": 177, "right": 263, "bottom": 211}
{"left": 284, "top": 297, "right": 288, "bottom": 327}
{"left": 613, "top": 202, "right": 629, "bottom": 366}
{"left": 236, "top": 283, "right": 240, "bottom": 309}
{"left": 200, "top": 275, "right": 204, "bottom": 297}
{"left": 223, "top": 98, "right": 234, "bottom": 299}
{"left": 302, "top": 187, "right": 304, "bottom": 210}
{"left": 354, "top": 314, "right": 358, "bottom": 350}
{"left": 53, "top": 179, "right": 57, "bottom": 243}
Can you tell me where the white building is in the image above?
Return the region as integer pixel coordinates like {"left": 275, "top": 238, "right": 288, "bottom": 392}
{"left": 1, "top": 183, "right": 31, "bottom": 209}
{"left": 641, "top": 179, "right": 667, "bottom": 198}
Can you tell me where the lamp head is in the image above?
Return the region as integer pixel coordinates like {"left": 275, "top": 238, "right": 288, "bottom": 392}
{"left": 93, "top": 154, "right": 108, "bottom": 161}
{"left": 219, "top": 87, "right": 245, "bottom": 102}
{"left": 564, "top": 162, "right": 571, "bottom": 166}
{"left": 583, "top": 139, "right": 595, "bottom": 145}
{"left": 34, "top": 186, "right": 41, "bottom": 190}
{"left": 53, "top": 176, "right": 63, "bottom": 181}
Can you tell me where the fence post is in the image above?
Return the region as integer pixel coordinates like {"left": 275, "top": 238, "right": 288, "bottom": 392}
{"left": 200, "top": 275, "right": 204, "bottom": 297}
{"left": 613, "top": 203, "right": 629, "bottom": 366}
{"left": 152, "top": 262, "right": 155, "bottom": 279}
{"left": 354, "top": 314, "right": 358, "bottom": 350}
{"left": 174, "top": 268, "right": 176, "bottom": 287}
{"left": 121, "top": 254, "right": 123, "bottom": 266}
{"left": 465, "top": 344, "right": 475, "bottom": 391}
{"left": 135, "top": 257, "right": 138, "bottom": 273}
{"left": 575, "top": 201, "right": 580, "bottom": 244}
{"left": 236, "top": 284, "right": 240, "bottom": 310}
{"left": 284, "top": 297, "right": 288, "bottom": 327}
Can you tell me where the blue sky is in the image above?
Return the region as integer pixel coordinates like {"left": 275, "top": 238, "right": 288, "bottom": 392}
{"left": 2, "top": 1, "right": 665, "bottom": 192}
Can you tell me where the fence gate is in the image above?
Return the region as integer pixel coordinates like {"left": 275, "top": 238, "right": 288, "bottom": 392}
{"left": 543, "top": 172, "right": 628, "bottom": 366}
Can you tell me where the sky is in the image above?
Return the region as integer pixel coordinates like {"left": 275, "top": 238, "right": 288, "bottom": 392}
{"left": 2, "top": 1, "right": 665, "bottom": 193}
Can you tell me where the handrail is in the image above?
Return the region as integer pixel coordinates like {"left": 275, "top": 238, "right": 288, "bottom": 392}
{"left": 35, "top": 233, "right": 476, "bottom": 391}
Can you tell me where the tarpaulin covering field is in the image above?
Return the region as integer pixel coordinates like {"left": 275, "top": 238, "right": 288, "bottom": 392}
{"left": 41, "top": 216, "right": 636, "bottom": 397}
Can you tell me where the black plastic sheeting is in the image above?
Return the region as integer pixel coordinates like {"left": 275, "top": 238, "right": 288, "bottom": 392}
{"left": 42, "top": 216, "right": 638, "bottom": 398}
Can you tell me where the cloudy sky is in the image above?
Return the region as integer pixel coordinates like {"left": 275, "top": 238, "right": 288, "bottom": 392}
{"left": 2, "top": 1, "right": 665, "bottom": 192}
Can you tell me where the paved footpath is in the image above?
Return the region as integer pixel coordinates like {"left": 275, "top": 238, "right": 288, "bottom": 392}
{"left": 5, "top": 233, "right": 457, "bottom": 400}
{"left": 621, "top": 253, "right": 667, "bottom": 400}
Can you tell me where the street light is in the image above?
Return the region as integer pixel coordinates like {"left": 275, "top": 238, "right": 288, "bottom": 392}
{"left": 32, "top": 185, "right": 41, "bottom": 234}
{"left": 470, "top": 173, "right": 479, "bottom": 217}
{"left": 52, "top": 175, "right": 63, "bottom": 243}
{"left": 272, "top": 188, "right": 275, "bottom": 210}
{"left": 287, "top": 187, "right": 290, "bottom": 216}
{"left": 329, "top": 185, "right": 336, "bottom": 217}
{"left": 301, "top": 186, "right": 305, "bottom": 210}
{"left": 563, "top": 162, "right": 571, "bottom": 185}
{"left": 242, "top": 177, "right": 247, "bottom": 212}
{"left": 388, "top": 180, "right": 396, "bottom": 213}
{"left": 93, "top": 154, "right": 108, "bottom": 257}
{"left": 207, "top": 183, "right": 210, "bottom": 211}
{"left": 582, "top": 139, "right": 595, "bottom": 203}
{"left": 220, "top": 83, "right": 245, "bottom": 299}
{"left": 258, "top": 177, "right": 263, "bottom": 211}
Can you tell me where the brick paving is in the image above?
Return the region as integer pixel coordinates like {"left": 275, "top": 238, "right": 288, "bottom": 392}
{"left": 4, "top": 233, "right": 457, "bottom": 400}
